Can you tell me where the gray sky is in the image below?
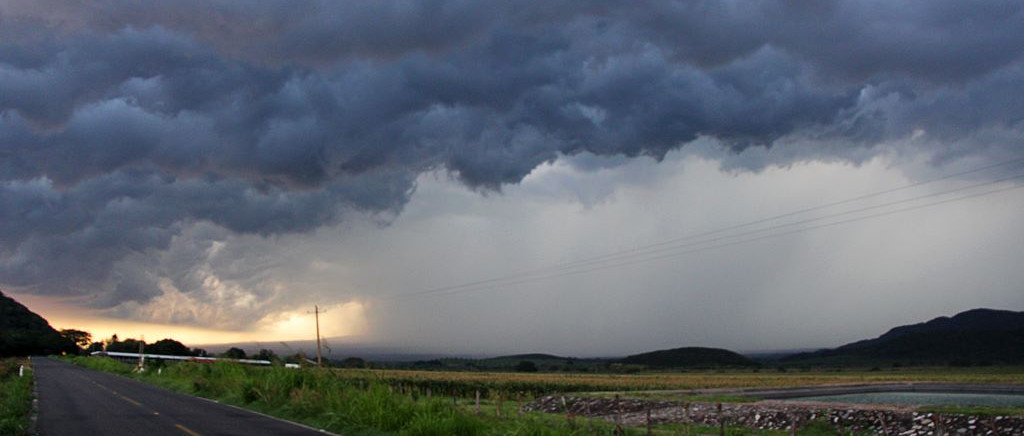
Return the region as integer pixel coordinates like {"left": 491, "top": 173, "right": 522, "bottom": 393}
{"left": 1, "top": 0, "right": 1023, "bottom": 355}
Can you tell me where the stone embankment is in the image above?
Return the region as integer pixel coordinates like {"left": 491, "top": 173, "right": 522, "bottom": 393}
{"left": 523, "top": 395, "right": 1024, "bottom": 435}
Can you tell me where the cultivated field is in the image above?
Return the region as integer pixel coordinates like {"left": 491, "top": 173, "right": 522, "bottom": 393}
{"left": 330, "top": 367, "right": 1024, "bottom": 398}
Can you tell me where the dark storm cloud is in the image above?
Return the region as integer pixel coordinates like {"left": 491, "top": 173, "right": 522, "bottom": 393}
{"left": 1, "top": 0, "right": 1023, "bottom": 310}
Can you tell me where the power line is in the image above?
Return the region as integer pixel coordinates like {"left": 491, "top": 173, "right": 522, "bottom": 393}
{"left": 380, "top": 159, "right": 1024, "bottom": 301}
{"left": 379, "top": 157, "right": 1024, "bottom": 300}
{"left": 394, "top": 179, "right": 1024, "bottom": 300}
{"left": 506, "top": 170, "right": 1024, "bottom": 273}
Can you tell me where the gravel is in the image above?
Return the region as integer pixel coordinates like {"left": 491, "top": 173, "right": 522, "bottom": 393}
{"left": 523, "top": 395, "right": 1024, "bottom": 435}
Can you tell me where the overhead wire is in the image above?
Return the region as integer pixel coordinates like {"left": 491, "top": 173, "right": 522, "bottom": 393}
{"left": 379, "top": 158, "right": 1024, "bottom": 301}
{"left": 412, "top": 178, "right": 1024, "bottom": 300}
{"left": 383, "top": 157, "right": 1024, "bottom": 300}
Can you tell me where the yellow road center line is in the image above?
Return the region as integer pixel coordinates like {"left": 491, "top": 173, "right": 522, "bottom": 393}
{"left": 119, "top": 395, "right": 143, "bottom": 407}
{"left": 175, "top": 423, "right": 203, "bottom": 436}
{"left": 85, "top": 378, "right": 146, "bottom": 408}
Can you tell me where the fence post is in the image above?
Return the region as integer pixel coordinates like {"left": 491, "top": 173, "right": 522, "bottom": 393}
{"left": 646, "top": 407, "right": 653, "bottom": 436}
{"left": 718, "top": 403, "right": 724, "bottom": 436}
{"left": 19, "top": 365, "right": 24, "bottom": 377}
{"left": 614, "top": 394, "right": 623, "bottom": 436}
{"left": 475, "top": 390, "right": 481, "bottom": 415}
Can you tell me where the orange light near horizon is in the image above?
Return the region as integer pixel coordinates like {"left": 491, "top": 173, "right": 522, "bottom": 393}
{"left": 8, "top": 291, "right": 370, "bottom": 347}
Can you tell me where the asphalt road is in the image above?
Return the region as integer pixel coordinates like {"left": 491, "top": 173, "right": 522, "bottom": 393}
{"left": 33, "top": 357, "right": 331, "bottom": 436}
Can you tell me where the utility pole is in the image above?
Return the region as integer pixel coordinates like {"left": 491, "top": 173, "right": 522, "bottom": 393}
{"left": 308, "top": 305, "right": 325, "bottom": 367}
{"left": 137, "top": 336, "right": 145, "bottom": 372}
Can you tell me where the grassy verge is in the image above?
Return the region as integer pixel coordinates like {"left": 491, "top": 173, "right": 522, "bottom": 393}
{"left": 0, "top": 358, "right": 34, "bottom": 436}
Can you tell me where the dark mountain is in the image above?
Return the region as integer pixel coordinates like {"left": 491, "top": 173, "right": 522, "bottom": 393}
{"left": 0, "top": 290, "right": 74, "bottom": 356}
{"left": 784, "top": 308, "right": 1024, "bottom": 365}
{"left": 620, "top": 346, "right": 758, "bottom": 368}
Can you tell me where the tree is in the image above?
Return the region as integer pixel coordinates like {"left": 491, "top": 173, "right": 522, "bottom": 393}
{"left": 223, "top": 347, "right": 247, "bottom": 359}
{"left": 191, "top": 348, "right": 208, "bottom": 357}
{"left": 106, "top": 338, "right": 146, "bottom": 353}
{"left": 148, "top": 339, "right": 190, "bottom": 356}
{"left": 255, "top": 349, "right": 278, "bottom": 362}
{"left": 86, "top": 342, "right": 104, "bottom": 353}
{"left": 514, "top": 360, "right": 538, "bottom": 372}
{"left": 342, "top": 357, "right": 367, "bottom": 368}
{"left": 60, "top": 329, "right": 92, "bottom": 352}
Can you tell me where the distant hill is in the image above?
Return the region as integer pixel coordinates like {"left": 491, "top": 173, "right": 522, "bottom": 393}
{"left": 487, "top": 353, "right": 566, "bottom": 361}
{"left": 620, "top": 346, "right": 758, "bottom": 368}
{"left": 0, "top": 290, "right": 73, "bottom": 356}
{"left": 784, "top": 308, "right": 1024, "bottom": 365}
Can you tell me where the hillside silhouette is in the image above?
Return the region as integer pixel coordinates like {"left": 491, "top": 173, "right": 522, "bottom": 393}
{"left": 0, "top": 290, "right": 73, "bottom": 356}
{"left": 784, "top": 308, "right": 1024, "bottom": 365}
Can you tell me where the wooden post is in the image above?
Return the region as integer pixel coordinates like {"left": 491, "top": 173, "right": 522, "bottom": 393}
{"left": 718, "top": 403, "right": 725, "bottom": 436}
{"left": 475, "top": 390, "right": 481, "bottom": 415}
{"left": 496, "top": 392, "right": 503, "bottom": 418}
{"left": 646, "top": 407, "right": 653, "bottom": 436}
{"left": 790, "top": 413, "right": 798, "bottom": 436}
{"left": 614, "top": 394, "right": 623, "bottom": 436}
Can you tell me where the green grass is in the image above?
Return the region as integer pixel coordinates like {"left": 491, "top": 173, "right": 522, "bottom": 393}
{"left": 0, "top": 358, "right": 34, "bottom": 436}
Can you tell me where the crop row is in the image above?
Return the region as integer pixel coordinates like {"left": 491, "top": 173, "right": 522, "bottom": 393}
{"left": 328, "top": 367, "right": 1024, "bottom": 399}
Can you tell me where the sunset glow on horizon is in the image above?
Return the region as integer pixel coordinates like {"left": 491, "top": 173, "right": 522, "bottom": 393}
{"left": 10, "top": 291, "right": 370, "bottom": 348}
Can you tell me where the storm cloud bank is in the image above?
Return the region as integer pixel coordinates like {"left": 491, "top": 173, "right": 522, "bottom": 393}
{"left": 1, "top": 0, "right": 1023, "bottom": 327}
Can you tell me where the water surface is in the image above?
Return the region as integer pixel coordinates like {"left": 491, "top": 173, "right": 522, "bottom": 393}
{"left": 791, "top": 392, "right": 1024, "bottom": 407}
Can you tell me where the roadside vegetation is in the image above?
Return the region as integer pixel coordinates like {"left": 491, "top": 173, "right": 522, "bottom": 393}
{"left": 0, "top": 358, "right": 33, "bottom": 436}
{"left": 68, "top": 356, "right": 1023, "bottom": 435}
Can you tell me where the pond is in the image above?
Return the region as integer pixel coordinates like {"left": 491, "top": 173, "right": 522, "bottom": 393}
{"left": 789, "top": 392, "right": 1024, "bottom": 407}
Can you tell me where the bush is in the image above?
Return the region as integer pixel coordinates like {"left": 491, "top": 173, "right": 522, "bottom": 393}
{"left": 514, "top": 361, "right": 538, "bottom": 373}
